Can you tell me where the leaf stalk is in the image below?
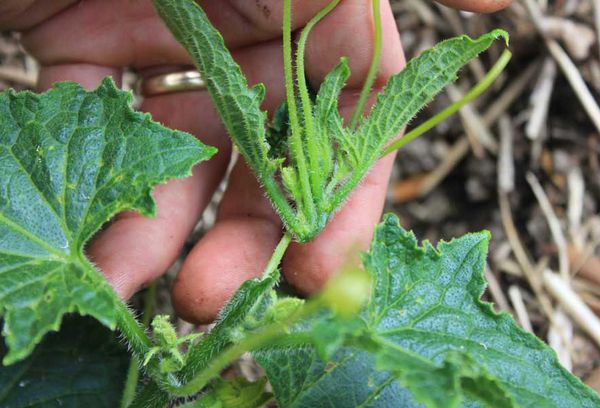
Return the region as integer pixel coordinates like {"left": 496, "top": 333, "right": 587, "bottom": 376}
{"left": 283, "top": 0, "right": 317, "bottom": 224}
{"left": 166, "top": 299, "right": 321, "bottom": 397}
{"left": 296, "top": 0, "right": 342, "bottom": 203}
{"left": 349, "top": 0, "right": 382, "bottom": 129}
{"left": 120, "top": 283, "right": 157, "bottom": 408}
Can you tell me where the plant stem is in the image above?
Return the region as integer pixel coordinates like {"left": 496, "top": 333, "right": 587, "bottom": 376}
{"left": 262, "top": 176, "right": 301, "bottom": 235}
{"left": 296, "top": 0, "right": 342, "bottom": 201}
{"left": 115, "top": 301, "right": 153, "bottom": 357}
{"left": 167, "top": 301, "right": 321, "bottom": 397}
{"left": 262, "top": 232, "right": 293, "bottom": 279}
{"left": 283, "top": 0, "right": 317, "bottom": 224}
{"left": 380, "top": 49, "right": 512, "bottom": 157}
{"left": 120, "top": 283, "right": 157, "bottom": 408}
{"left": 349, "top": 0, "right": 382, "bottom": 130}
{"left": 162, "top": 232, "right": 295, "bottom": 397}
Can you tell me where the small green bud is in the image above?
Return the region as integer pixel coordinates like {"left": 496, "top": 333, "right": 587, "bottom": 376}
{"left": 151, "top": 315, "right": 178, "bottom": 347}
{"left": 263, "top": 297, "right": 305, "bottom": 324}
{"left": 318, "top": 267, "right": 371, "bottom": 318}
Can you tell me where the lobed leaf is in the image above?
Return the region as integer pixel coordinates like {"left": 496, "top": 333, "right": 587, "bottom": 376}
{"left": 0, "top": 78, "right": 216, "bottom": 364}
{"left": 257, "top": 214, "right": 600, "bottom": 407}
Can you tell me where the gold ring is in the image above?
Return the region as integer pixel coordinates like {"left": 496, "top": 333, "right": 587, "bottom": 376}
{"left": 139, "top": 70, "right": 207, "bottom": 97}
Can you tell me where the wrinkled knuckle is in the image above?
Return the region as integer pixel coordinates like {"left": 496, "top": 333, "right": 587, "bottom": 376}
{"left": 0, "top": 0, "right": 32, "bottom": 18}
{"left": 226, "top": 0, "right": 278, "bottom": 37}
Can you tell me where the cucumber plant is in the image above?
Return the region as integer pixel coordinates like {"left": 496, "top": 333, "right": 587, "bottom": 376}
{"left": 0, "top": 0, "right": 598, "bottom": 407}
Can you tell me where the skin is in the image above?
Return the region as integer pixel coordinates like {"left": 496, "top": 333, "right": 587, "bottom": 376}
{"left": 0, "top": 0, "right": 512, "bottom": 324}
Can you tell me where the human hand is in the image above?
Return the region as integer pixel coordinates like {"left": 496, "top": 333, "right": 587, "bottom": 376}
{"left": 0, "top": 0, "right": 511, "bottom": 323}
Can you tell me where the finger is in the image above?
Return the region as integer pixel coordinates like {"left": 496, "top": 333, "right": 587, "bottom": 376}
{"left": 171, "top": 40, "right": 286, "bottom": 323}
{"left": 435, "top": 0, "right": 512, "bottom": 13}
{"left": 0, "top": 0, "right": 76, "bottom": 30}
{"left": 21, "top": 0, "right": 336, "bottom": 68}
{"left": 283, "top": 0, "right": 404, "bottom": 294}
{"left": 171, "top": 160, "right": 283, "bottom": 323}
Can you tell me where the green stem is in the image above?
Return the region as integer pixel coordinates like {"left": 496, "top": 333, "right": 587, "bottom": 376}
{"left": 262, "top": 232, "right": 293, "bottom": 278}
{"left": 296, "top": 0, "right": 342, "bottom": 201}
{"left": 262, "top": 176, "right": 301, "bottom": 235}
{"left": 380, "top": 49, "right": 512, "bottom": 157}
{"left": 167, "top": 301, "right": 321, "bottom": 397}
{"left": 349, "top": 0, "right": 382, "bottom": 130}
{"left": 283, "top": 0, "right": 316, "bottom": 224}
{"left": 161, "top": 232, "right": 295, "bottom": 397}
{"left": 120, "top": 283, "right": 157, "bottom": 408}
{"left": 115, "top": 301, "right": 153, "bottom": 358}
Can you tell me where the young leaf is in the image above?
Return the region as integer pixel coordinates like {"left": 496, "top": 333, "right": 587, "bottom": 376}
{"left": 0, "top": 316, "right": 130, "bottom": 408}
{"left": 352, "top": 30, "right": 508, "bottom": 164}
{"left": 152, "top": 0, "right": 297, "bottom": 231}
{"left": 257, "top": 214, "right": 600, "bottom": 407}
{"left": 132, "top": 258, "right": 280, "bottom": 404}
{"left": 0, "top": 78, "right": 216, "bottom": 364}
{"left": 153, "top": 0, "right": 508, "bottom": 242}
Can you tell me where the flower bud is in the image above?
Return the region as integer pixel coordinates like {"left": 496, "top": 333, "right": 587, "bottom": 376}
{"left": 319, "top": 267, "right": 371, "bottom": 318}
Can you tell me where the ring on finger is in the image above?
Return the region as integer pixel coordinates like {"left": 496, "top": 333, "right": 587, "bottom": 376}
{"left": 138, "top": 70, "right": 206, "bottom": 97}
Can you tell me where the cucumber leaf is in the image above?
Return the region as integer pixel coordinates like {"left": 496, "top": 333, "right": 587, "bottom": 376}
{"left": 0, "top": 78, "right": 216, "bottom": 364}
{"left": 351, "top": 30, "right": 508, "bottom": 165}
{"left": 256, "top": 214, "right": 600, "bottom": 407}
{"left": 0, "top": 316, "right": 130, "bottom": 408}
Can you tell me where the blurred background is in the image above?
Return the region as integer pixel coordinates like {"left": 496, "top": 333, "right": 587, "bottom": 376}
{"left": 1, "top": 0, "right": 600, "bottom": 390}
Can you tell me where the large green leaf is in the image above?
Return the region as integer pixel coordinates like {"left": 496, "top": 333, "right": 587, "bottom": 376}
{"left": 0, "top": 316, "right": 130, "bottom": 408}
{"left": 0, "top": 78, "right": 216, "bottom": 364}
{"left": 257, "top": 214, "right": 600, "bottom": 407}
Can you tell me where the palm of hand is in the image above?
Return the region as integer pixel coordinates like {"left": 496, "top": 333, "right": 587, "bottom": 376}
{"left": 0, "top": 0, "right": 511, "bottom": 323}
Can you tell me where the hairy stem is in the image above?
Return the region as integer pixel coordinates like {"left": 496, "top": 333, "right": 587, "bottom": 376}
{"left": 168, "top": 301, "right": 320, "bottom": 397}
{"left": 263, "top": 232, "right": 293, "bottom": 278}
{"left": 115, "top": 303, "right": 152, "bottom": 357}
{"left": 380, "top": 49, "right": 512, "bottom": 157}
{"left": 262, "top": 177, "right": 301, "bottom": 235}
{"left": 349, "top": 0, "right": 382, "bottom": 129}
{"left": 161, "top": 232, "right": 294, "bottom": 397}
{"left": 283, "top": 0, "right": 316, "bottom": 224}
{"left": 120, "top": 283, "right": 157, "bottom": 408}
{"left": 296, "top": 0, "right": 342, "bottom": 202}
